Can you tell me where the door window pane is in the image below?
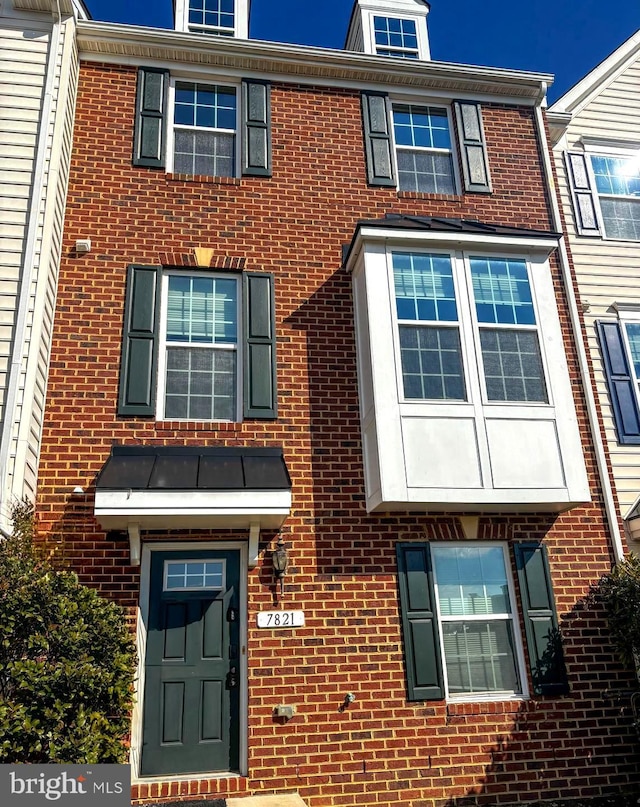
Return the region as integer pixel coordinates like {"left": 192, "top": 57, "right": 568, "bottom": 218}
{"left": 164, "top": 559, "right": 225, "bottom": 591}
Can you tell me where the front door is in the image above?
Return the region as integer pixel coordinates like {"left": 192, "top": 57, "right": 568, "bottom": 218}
{"left": 141, "top": 549, "right": 240, "bottom": 776}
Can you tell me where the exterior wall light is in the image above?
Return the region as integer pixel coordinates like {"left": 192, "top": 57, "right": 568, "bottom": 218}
{"left": 272, "top": 537, "right": 289, "bottom": 595}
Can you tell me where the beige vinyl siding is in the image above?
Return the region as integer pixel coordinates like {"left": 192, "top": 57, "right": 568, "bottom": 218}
{"left": 0, "top": 12, "right": 79, "bottom": 522}
{"left": 553, "top": 54, "right": 640, "bottom": 523}
{"left": 0, "top": 25, "right": 48, "bottom": 436}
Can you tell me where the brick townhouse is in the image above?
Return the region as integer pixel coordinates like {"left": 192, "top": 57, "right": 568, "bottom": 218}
{"left": 34, "top": 0, "right": 639, "bottom": 804}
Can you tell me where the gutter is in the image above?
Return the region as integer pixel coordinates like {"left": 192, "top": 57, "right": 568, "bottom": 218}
{"left": 533, "top": 86, "right": 625, "bottom": 563}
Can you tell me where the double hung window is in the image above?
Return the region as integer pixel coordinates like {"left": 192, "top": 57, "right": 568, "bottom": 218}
{"left": 160, "top": 273, "right": 239, "bottom": 421}
{"left": 432, "top": 544, "right": 523, "bottom": 697}
{"left": 373, "top": 16, "right": 419, "bottom": 58}
{"left": 392, "top": 105, "right": 455, "bottom": 194}
{"left": 172, "top": 82, "right": 237, "bottom": 177}
{"left": 396, "top": 541, "right": 568, "bottom": 702}
{"left": 591, "top": 154, "right": 640, "bottom": 240}
{"left": 391, "top": 251, "right": 547, "bottom": 404}
{"left": 187, "top": 0, "right": 235, "bottom": 35}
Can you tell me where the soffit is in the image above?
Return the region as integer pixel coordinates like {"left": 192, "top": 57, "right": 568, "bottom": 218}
{"left": 76, "top": 20, "right": 551, "bottom": 102}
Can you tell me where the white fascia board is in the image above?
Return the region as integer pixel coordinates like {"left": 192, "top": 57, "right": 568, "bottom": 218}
{"left": 345, "top": 227, "right": 560, "bottom": 269}
{"left": 369, "top": 489, "right": 587, "bottom": 514}
{"left": 75, "top": 20, "right": 551, "bottom": 103}
{"left": 94, "top": 489, "right": 292, "bottom": 532}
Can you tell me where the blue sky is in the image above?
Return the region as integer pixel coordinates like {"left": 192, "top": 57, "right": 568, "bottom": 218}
{"left": 84, "top": 1, "right": 639, "bottom": 102}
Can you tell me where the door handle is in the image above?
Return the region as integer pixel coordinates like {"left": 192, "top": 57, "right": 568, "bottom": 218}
{"left": 226, "top": 666, "right": 238, "bottom": 689}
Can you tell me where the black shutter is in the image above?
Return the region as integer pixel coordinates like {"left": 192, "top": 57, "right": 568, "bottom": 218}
{"left": 514, "top": 542, "right": 569, "bottom": 697}
{"left": 453, "top": 101, "right": 492, "bottom": 193}
{"left": 564, "top": 152, "right": 602, "bottom": 236}
{"left": 243, "top": 272, "right": 277, "bottom": 419}
{"left": 597, "top": 320, "right": 640, "bottom": 444}
{"left": 242, "top": 80, "right": 271, "bottom": 177}
{"left": 396, "top": 543, "right": 444, "bottom": 701}
{"left": 361, "top": 92, "right": 396, "bottom": 187}
{"left": 118, "top": 265, "right": 161, "bottom": 416}
{"left": 133, "top": 68, "right": 169, "bottom": 168}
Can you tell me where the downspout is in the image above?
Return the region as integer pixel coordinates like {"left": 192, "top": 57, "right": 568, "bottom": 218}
{"left": 0, "top": 1, "right": 63, "bottom": 528}
{"left": 533, "top": 83, "right": 625, "bottom": 563}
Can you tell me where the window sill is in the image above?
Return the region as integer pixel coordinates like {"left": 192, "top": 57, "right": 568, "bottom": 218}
{"left": 166, "top": 173, "right": 241, "bottom": 186}
{"left": 397, "top": 190, "right": 463, "bottom": 201}
{"left": 446, "top": 699, "right": 526, "bottom": 717}
{"left": 156, "top": 420, "right": 242, "bottom": 433}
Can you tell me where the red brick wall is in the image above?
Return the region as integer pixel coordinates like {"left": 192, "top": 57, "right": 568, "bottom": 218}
{"left": 36, "top": 61, "right": 639, "bottom": 806}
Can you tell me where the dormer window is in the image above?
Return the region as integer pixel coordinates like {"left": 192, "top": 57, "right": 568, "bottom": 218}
{"left": 188, "top": 0, "right": 234, "bottom": 36}
{"left": 373, "top": 16, "right": 419, "bottom": 58}
{"left": 174, "top": 0, "right": 248, "bottom": 38}
{"left": 345, "top": 0, "right": 431, "bottom": 61}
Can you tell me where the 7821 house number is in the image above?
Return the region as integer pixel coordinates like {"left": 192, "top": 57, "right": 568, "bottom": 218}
{"left": 256, "top": 610, "right": 305, "bottom": 628}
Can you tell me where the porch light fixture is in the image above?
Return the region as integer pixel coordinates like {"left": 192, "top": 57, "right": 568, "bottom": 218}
{"left": 272, "top": 537, "right": 289, "bottom": 595}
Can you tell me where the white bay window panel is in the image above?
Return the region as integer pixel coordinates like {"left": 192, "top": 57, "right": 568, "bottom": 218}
{"left": 348, "top": 225, "right": 590, "bottom": 512}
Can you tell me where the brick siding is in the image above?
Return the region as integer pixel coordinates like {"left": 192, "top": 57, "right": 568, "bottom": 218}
{"left": 35, "top": 61, "right": 639, "bottom": 806}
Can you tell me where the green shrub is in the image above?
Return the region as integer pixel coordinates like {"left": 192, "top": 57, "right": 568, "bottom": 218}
{"left": 598, "top": 552, "right": 640, "bottom": 672}
{"left": 0, "top": 500, "right": 137, "bottom": 763}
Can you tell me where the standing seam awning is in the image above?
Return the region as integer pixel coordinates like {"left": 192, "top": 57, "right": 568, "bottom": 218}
{"left": 94, "top": 445, "right": 292, "bottom": 532}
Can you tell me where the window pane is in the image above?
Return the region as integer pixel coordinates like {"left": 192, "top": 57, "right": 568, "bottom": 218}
{"left": 625, "top": 323, "right": 640, "bottom": 377}
{"left": 470, "top": 258, "right": 535, "bottom": 325}
{"left": 393, "top": 105, "right": 450, "bottom": 149}
{"left": 189, "top": 0, "right": 235, "bottom": 30}
{"left": 374, "top": 16, "right": 418, "bottom": 55}
{"left": 164, "top": 347, "right": 236, "bottom": 421}
{"left": 399, "top": 325, "right": 465, "bottom": 400}
{"left": 592, "top": 155, "right": 640, "bottom": 197}
{"left": 441, "top": 621, "right": 520, "bottom": 695}
{"left": 433, "top": 545, "right": 510, "bottom": 616}
{"left": 393, "top": 252, "right": 457, "bottom": 323}
{"left": 167, "top": 275, "right": 237, "bottom": 344}
{"left": 397, "top": 151, "right": 455, "bottom": 194}
{"left": 600, "top": 199, "right": 640, "bottom": 241}
{"left": 164, "top": 559, "right": 224, "bottom": 590}
{"left": 174, "top": 130, "right": 235, "bottom": 177}
{"left": 479, "top": 329, "right": 547, "bottom": 403}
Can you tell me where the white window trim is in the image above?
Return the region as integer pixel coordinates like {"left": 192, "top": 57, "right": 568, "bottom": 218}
{"left": 581, "top": 144, "right": 640, "bottom": 241}
{"left": 163, "top": 558, "right": 227, "bottom": 591}
{"left": 386, "top": 247, "right": 553, "bottom": 408}
{"left": 431, "top": 541, "right": 530, "bottom": 703}
{"left": 156, "top": 269, "right": 243, "bottom": 423}
{"left": 362, "top": 9, "right": 430, "bottom": 59}
{"left": 176, "top": 0, "right": 248, "bottom": 38}
{"left": 166, "top": 77, "right": 240, "bottom": 178}
{"left": 370, "top": 14, "right": 419, "bottom": 58}
{"left": 390, "top": 100, "right": 461, "bottom": 195}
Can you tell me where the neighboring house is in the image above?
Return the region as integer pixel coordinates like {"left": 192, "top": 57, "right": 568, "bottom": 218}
{"left": 35, "top": 1, "right": 639, "bottom": 804}
{"left": 0, "top": 0, "right": 88, "bottom": 532}
{"left": 549, "top": 31, "right": 640, "bottom": 553}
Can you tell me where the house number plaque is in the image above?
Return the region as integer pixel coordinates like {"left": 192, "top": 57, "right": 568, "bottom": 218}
{"left": 256, "top": 610, "right": 305, "bottom": 628}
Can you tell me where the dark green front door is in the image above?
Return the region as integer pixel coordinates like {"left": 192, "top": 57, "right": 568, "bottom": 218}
{"left": 141, "top": 549, "right": 241, "bottom": 776}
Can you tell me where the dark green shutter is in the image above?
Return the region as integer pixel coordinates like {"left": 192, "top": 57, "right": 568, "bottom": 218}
{"left": 396, "top": 543, "right": 444, "bottom": 701}
{"left": 118, "top": 265, "right": 161, "bottom": 416}
{"left": 453, "top": 101, "right": 492, "bottom": 193}
{"left": 597, "top": 320, "right": 640, "bottom": 444}
{"left": 243, "top": 272, "right": 277, "bottom": 418}
{"left": 133, "top": 68, "right": 169, "bottom": 168}
{"left": 242, "top": 80, "right": 271, "bottom": 177}
{"left": 361, "top": 92, "right": 396, "bottom": 187}
{"left": 564, "top": 152, "right": 602, "bottom": 236}
{"left": 514, "top": 542, "right": 569, "bottom": 696}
